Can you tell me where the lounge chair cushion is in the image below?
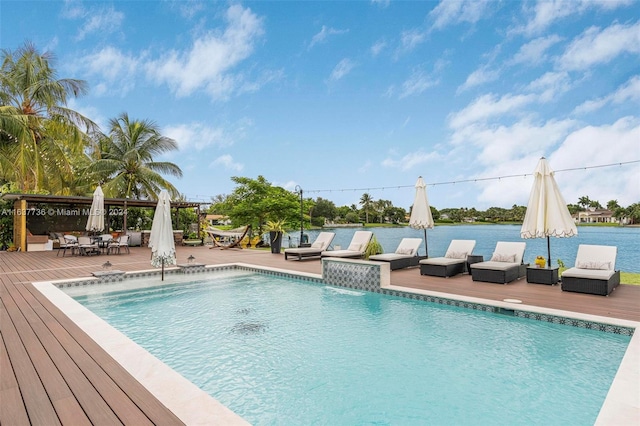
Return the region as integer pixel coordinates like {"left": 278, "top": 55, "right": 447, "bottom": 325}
{"left": 562, "top": 267, "right": 615, "bottom": 280}
{"left": 419, "top": 257, "right": 465, "bottom": 266}
{"left": 370, "top": 253, "right": 412, "bottom": 261}
{"left": 348, "top": 242, "right": 363, "bottom": 251}
{"left": 572, "top": 244, "right": 616, "bottom": 270}
{"left": 470, "top": 261, "right": 519, "bottom": 271}
{"left": 576, "top": 260, "right": 612, "bottom": 270}
{"left": 311, "top": 241, "right": 323, "bottom": 248}
{"left": 396, "top": 248, "right": 414, "bottom": 255}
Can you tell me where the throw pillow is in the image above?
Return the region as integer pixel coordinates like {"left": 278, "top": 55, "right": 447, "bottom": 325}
{"left": 490, "top": 253, "right": 516, "bottom": 263}
{"left": 396, "top": 248, "right": 414, "bottom": 255}
{"left": 577, "top": 260, "right": 611, "bottom": 270}
{"left": 445, "top": 250, "right": 466, "bottom": 259}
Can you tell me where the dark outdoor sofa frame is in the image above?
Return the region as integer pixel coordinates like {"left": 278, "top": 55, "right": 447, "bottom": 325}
{"left": 561, "top": 271, "right": 621, "bottom": 296}
{"left": 386, "top": 256, "right": 425, "bottom": 271}
{"left": 471, "top": 264, "right": 528, "bottom": 284}
{"left": 420, "top": 262, "right": 465, "bottom": 278}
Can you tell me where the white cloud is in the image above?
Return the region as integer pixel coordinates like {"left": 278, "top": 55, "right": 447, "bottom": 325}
{"left": 448, "top": 93, "right": 537, "bottom": 129}
{"left": 525, "top": 71, "right": 572, "bottom": 102}
{"left": 511, "top": 34, "right": 562, "bottom": 65}
{"left": 309, "top": 25, "right": 349, "bottom": 49}
{"left": 76, "top": 6, "right": 124, "bottom": 40}
{"left": 164, "top": 124, "right": 226, "bottom": 151}
{"left": 371, "top": 39, "right": 387, "bottom": 57}
{"left": 457, "top": 66, "right": 500, "bottom": 93}
{"left": 73, "top": 46, "right": 140, "bottom": 96}
{"left": 381, "top": 151, "right": 440, "bottom": 171}
{"left": 517, "top": 0, "right": 634, "bottom": 35}
{"left": 558, "top": 21, "right": 640, "bottom": 70}
{"left": 429, "top": 0, "right": 493, "bottom": 31}
{"left": 210, "top": 154, "right": 244, "bottom": 171}
{"left": 145, "top": 5, "right": 264, "bottom": 100}
{"left": 573, "top": 75, "right": 640, "bottom": 115}
{"left": 329, "top": 58, "right": 356, "bottom": 81}
{"left": 371, "top": 0, "right": 390, "bottom": 8}
{"left": 399, "top": 69, "right": 439, "bottom": 98}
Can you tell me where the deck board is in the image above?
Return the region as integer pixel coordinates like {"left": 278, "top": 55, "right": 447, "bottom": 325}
{"left": 0, "top": 245, "right": 638, "bottom": 425}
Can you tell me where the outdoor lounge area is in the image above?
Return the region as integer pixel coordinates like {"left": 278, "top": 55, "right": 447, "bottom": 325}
{"left": 0, "top": 245, "right": 638, "bottom": 425}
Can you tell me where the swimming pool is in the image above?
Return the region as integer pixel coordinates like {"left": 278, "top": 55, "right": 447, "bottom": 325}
{"left": 67, "top": 269, "right": 631, "bottom": 425}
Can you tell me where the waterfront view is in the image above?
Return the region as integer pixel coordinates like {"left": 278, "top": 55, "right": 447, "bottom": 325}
{"left": 295, "top": 225, "right": 640, "bottom": 273}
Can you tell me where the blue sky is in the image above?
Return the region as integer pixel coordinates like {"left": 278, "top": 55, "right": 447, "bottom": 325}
{"left": 2, "top": 0, "right": 639, "bottom": 210}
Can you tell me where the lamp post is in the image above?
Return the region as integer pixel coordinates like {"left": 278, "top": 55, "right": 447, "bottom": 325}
{"left": 122, "top": 195, "right": 128, "bottom": 235}
{"left": 294, "top": 185, "right": 303, "bottom": 246}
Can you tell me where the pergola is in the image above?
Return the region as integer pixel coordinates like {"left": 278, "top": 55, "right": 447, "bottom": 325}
{"left": 1, "top": 193, "right": 202, "bottom": 251}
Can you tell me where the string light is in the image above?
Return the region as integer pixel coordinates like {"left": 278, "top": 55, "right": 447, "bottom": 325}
{"left": 181, "top": 160, "right": 639, "bottom": 202}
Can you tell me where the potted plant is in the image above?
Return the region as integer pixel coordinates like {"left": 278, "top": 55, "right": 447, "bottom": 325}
{"left": 264, "top": 220, "right": 287, "bottom": 254}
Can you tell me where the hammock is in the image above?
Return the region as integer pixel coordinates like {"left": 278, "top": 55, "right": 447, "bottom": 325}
{"left": 207, "top": 225, "right": 251, "bottom": 249}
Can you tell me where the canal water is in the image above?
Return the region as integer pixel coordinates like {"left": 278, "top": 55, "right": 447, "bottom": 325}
{"left": 287, "top": 225, "right": 640, "bottom": 273}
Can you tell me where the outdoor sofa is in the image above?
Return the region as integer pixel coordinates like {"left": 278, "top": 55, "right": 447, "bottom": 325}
{"left": 470, "top": 241, "right": 527, "bottom": 284}
{"left": 369, "top": 238, "right": 423, "bottom": 270}
{"left": 419, "top": 239, "right": 476, "bottom": 277}
{"left": 561, "top": 244, "right": 620, "bottom": 296}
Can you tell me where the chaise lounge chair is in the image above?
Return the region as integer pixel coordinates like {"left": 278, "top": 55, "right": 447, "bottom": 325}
{"left": 284, "top": 232, "right": 336, "bottom": 260}
{"left": 470, "top": 241, "right": 527, "bottom": 284}
{"left": 369, "top": 238, "right": 423, "bottom": 270}
{"left": 561, "top": 244, "right": 620, "bottom": 296}
{"left": 321, "top": 231, "right": 373, "bottom": 259}
{"left": 419, "top": 239, "right": 476, "bottom": 277}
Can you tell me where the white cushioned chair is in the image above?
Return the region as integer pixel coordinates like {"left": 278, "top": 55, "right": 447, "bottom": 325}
{"left": 321, "top": 231, "right": 373, "bottom": 259}
{"left": 470, "top": 241, "right": 527, "bottom": 284}
{"left": 284, "top": 232, "right": 336, "bottom": 260}
{"left": 369, "top": 238, "right": 423, "bottom": 270}
{"left": 419, "top": 239, "right": 476, "bottom": 277}
{"left": 561, "top": 244, "right": 620, "bottom": 296}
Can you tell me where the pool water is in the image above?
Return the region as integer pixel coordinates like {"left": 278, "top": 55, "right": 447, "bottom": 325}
{"left": 71, "top": 271, "right": 630, "bottom": 425}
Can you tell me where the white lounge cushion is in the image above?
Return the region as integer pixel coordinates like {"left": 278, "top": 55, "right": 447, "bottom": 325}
{"left": 321, "top": 249, "right": 362, "bottom": 258}
{"left": 573, "top": 244, "right": 616, "bottom": 270}
{"left": 394, "top": 238, "right": 422, "bottom": 256}
{"left": 470, "top": 261, "right": 519, "bottom": 271}
{"left": 420, "top": 257, "right": 466, "bottom": 266}
{"left": 562, "top": 267, "right": 615, "bottom": 280}
{"left": 445, "top": 250, "right": 467, "bottom": 259}
{"left": 491, "top": 242, "right": 526, "bottom": 265}
{"left": 490, "top": 253, "right": 517, "bottom": 263}
{"left": 370, "top": 253, "right": 411, "bottom": 261}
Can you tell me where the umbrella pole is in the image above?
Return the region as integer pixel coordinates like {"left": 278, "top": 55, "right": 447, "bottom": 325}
{"left": 423, "top": 229, "right": 428, "bottom": 258}
{"left": 547, "top": 236, "right": 551, "bottom": 268}
{"left": 162, "top": 259, "right": 165, "bottom": 281}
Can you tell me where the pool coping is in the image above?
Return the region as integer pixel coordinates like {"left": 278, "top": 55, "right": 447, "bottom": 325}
{"left": 32, "top": 262, "right": 639, "bottom": 425}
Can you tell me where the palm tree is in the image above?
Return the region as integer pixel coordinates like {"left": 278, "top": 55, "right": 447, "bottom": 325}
{"left": 88, "top": 113, "right": 183, "bottom": 199}
{"left": 360, "top": 193, "right": 373, "bottom": 224}
{"left": 0, "top": 42, "right": 96, "bottom": 192}
{"left": 577, "top": 196, "right": 591, "bottom": 210}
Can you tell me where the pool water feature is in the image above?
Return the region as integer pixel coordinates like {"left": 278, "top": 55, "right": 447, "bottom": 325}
{"left": 69, "top": 270, "right": 631, "bottom": 425}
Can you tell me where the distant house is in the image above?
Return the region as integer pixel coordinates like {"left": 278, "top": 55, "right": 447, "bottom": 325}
{"left": 575, "top": 208, "right": 626, "bottom": 224}
{"left": 205, "top": 214, "right": 231, "bottom": 226}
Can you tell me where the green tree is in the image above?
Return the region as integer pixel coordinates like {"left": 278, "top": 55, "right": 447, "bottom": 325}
{"left": 221, "top": 176, "right": 299, "bottom": 234}
{"left": 0, "top": 42, "right": 96, "bottom": 193}
{"left": 577, "top": 196, "right": 591, "bottom": 209}
{"left": 607, "top": 200, "right": 620, "bottom": 211}
{"left": 88, "top": 113, "right": 182, "bottom": 199}
{"left": 359, "top": 193, "right": 374, "bottom": 224}
{"left": 312, "top": 197, "right": 337, "bottom": 221}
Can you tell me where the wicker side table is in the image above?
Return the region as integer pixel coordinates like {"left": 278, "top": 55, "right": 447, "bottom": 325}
{"left": 526, "top": 267, "right": 559, "bottom": 285}
{"left": 465, "top": 254, "right": 484, "bottom": 274}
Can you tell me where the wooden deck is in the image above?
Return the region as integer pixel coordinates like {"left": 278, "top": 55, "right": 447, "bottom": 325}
{"left": 1, "top": 245, "right": 639, "bottom": 425}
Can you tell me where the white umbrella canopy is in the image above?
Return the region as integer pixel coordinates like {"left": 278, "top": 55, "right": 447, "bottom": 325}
{"left": 409, "top": 176, "right": 434, "bottom": 257}
{"left": 85, "top": 186, "right": 105, "bottom": 233}
{"left": 520, "top": 157, "right": 577, "bottom": 267}
{"left": 149, "top": 190, "right": 176, "bottom": 279}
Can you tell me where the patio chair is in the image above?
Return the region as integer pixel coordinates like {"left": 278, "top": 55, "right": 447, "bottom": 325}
{"left": 107, "top": 235, "right": 130, "bottom": 254}
{"left": 369, "top": 238, "right": 423, "bottom": 270}
{"left": 419, "top": 239, "right": 476, "bottom": 277}
{"left": 57, "top": 235, "right": 79, "bottom": 257}
{"left": 470, "top": 241, "right": 527, "bottom": 284}
{"left": 77, "top": 236, "right": 99, "bottom": 256}
{"left": 561, "top": 244, "right": 620, "bottom": 296}
{"left": 321, "top": 231, "right": 373, "bottom": 259}
{"left": 284, "top": 232, "right": 336, "bottom": 260}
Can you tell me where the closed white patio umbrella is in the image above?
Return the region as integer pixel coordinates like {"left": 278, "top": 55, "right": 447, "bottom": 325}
{"left": 521, "top": 157, "right": 577, "bottom": 267}
{"left": 85, "top": 186, "right": 105, "bottom": 233}
{"left": 149, "top": 190, "right": 176, "bottom": 280}
{"left": 409, "top": 176, "right": 434, "bottom": 257}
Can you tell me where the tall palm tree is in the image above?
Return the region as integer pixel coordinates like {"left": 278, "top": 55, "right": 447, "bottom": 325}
{"left": 360, "top": 193, "right": 373, "bottom": 224}
{"left": 89, "top": 113, "right": 183, "bottom": 199}
{"left": 0, "top": 42, "right": 96, "bottom": 192}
